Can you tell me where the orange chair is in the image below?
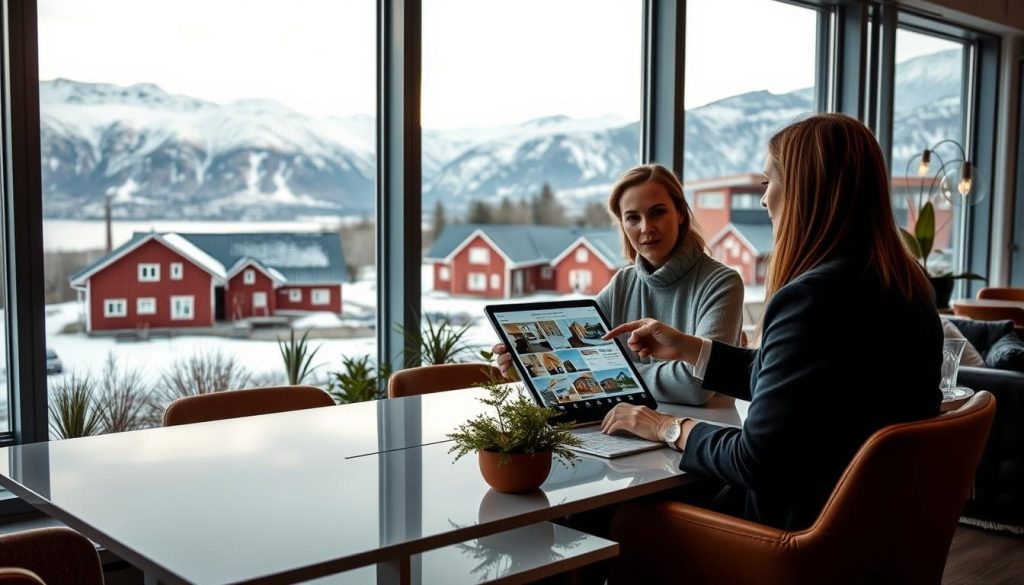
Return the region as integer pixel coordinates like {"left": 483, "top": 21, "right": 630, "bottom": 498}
{"left": 952, "top": 303, "right": 1024, "bottom": 328}
{"left": 609, "top": 391, "right": 996, "bottom": 585}
{"left": 977, "top": 287, "right": 1024, "bottom": 301}
{"left": 388, "top": 363, "right": 502, "bottom": 399}
{"left": 163, "top": 385, "right": 334, "bottom": 426}
{"left": 0, "top": 527, "right": 103, "bottom": 585}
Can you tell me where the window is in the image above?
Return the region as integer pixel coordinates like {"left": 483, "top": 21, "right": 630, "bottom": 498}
{"left": 253, "top": 292, "right": 268, "bottom": 308}
{"left": 38, "top": 0, "right": 377, "bottom": 440}
{"left": 541, "top": 267, "right": 553, "bottom": 279}
{"left": 575, "top": 247, "right": 589, "bottom": 263}
{"left": 697, "top": 192, "right": 724, "bottom": 209}
{"left": 684, "top": 0, "right": 818, "bottom": 297}
{"left": 468, "top": 247, "right": 490, "bottom": 265}
{"left": 312, "top": 289, "right": 331, "bottom": 305}
{"left": 568, "top": 270, "right": 592, "bottom": 292}
{"left": 170, "top": 296, "right": 194, "bottom": 320}
{"left": 104, "top": 299, "right": 127, "bottom": 317}
{"left": 138, "top": 263, "right": 160, "bottom": 282}
{"left": 288, "top": 289, "right": 302, "bottom": 302}
{"left": 243, "top": 269, "right": 256, "bottom": 285}
{"left": 731, "top": 194, "right": 761, "bottom": 209}
{"left": 467, "top": 273, "right": 487, "bottom": 291}
{"left": 891, "top": 29, "right": 966, "bottom": 278}
{"left": 136, "top": 297, "right": 156, "bottom": 315}
{"left": 489, "top": 274, "right": 500, "bottom": 290}
{"left": 438, "top": 266, "right": 450, "bottom": 281}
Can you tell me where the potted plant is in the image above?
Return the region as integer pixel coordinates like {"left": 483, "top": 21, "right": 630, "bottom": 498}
{"left": 898, "top": 143, "right": 985, "bottom": 308}
{"left": 447, "top": 362, "right": 581, "bottom": 494}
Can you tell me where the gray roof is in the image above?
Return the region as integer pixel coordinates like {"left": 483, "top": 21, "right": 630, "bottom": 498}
{"left": 71, "top": 231, "right": 347, "bottom": 285}
{"left": 425, "top": 224, "right": 625, "bottom": 267}
{"left": 728, "top": 222, "right": 775, "bottom": 255}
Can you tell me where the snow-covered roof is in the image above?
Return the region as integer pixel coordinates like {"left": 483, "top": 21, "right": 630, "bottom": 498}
{"left": 425, "top": 224, "right": 626, "bottom": 268}
{"left": 69, "top": 232, "right": 227, "bottom": 287}
{"left": 226, "top": 256, "right": 288, "bottom": 285}
{"left": 160, "top": 233, "right": 226, "bottom": 279}
{"left": 710, "top": 222, "right": 775, "bottom": 255}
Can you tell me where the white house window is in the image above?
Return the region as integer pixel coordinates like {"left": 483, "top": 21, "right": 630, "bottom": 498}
{"left": 575, "top": 247, "right": 589, "bottom": 263}
{"left": 490, "top": 274, "right": 500, "bottom": 290}
{"left": 741, "top": 251, "right": 751, "bottom": 263}
{"left": 438, "top": 266, "right": 451, "bottom": 281}
{"left": 104, "top": 299, "right": 127, "bottom": 317}
{"left": 468, "top": 247, "right": 490, "bottom": 265}
{"left": 568, "top": 270, "right": 593, "bottom": 292}
{"left": 697, "top": 191, "right": 725, "bottom": 209}
{"left": 136, "top": 297, "right": 156, "bottom": 315}
{"left": 243, "top": 269, "right": 256, "bottom": 285}
{"left": 170, "top": 262, "right": 184, "bottom": 280}
{"left": 467, "top": 273, "right": 487, "bottom": 291}
{"left": 289, "top": 289, "right": 302, "bottom": 302}
{"left": 312, "top": 289, "right": 331, "bottom": 305}
{"left": 170, "top": 295, "right": 195, "bottom": 320}
{"left": 138, "top": 263, "right": 160, "bottom": 282}
{"left": 253, "top": 292, "right": 268, "bottom": 308}
{"left": 541, "top": 266, "right": 553, "bottom": 279}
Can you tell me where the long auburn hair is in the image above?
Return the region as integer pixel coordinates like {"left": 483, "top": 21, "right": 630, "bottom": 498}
{"left": 764, "top": 114, "right": 931, "bottom": 304}
{"left": 607, "top": 164, "right": 705, "bottom": 263}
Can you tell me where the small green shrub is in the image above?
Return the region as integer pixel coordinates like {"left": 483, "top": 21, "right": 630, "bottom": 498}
{"left": 326, "top": 355, "right": 390, "bottom": 404}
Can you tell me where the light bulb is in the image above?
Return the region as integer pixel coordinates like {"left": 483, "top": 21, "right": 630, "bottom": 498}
{"left": 958, "top": 161, "right": 972, "bottom": 196}
{"left": 917, "top": 149, "right": 931, "bottom": 176}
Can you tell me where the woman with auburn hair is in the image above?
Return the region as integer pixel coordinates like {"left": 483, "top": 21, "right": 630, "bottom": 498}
{"left": 493, "top": 163, "right": 744, "bottom": 405}
{"left": 600, "top": 114, "right": 942, "bottom": 532}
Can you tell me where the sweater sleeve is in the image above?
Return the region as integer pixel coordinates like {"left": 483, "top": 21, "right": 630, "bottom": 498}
{"left": 636, "top": 267, "right": 745, "bottom": 405}
{"left": 679, "top": 282, "right": 824, "bottom": 492}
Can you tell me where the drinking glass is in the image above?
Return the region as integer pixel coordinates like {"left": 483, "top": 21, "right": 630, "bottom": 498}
{"left": 940, "top": 338, "right": 969, "bottom": 400}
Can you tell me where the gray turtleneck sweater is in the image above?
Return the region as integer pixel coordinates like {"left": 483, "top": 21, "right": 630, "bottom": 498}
{"left": 595, "top": 239, "right": 744, "bottom": 405}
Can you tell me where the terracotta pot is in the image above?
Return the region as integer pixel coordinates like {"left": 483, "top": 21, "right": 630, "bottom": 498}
{"left": 478, "top": 450, "right": 552, "bottom": 494}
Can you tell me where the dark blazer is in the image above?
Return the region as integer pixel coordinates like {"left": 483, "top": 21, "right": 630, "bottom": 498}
{"left": 680, "top": 256, "right": 943, "bottom": 530}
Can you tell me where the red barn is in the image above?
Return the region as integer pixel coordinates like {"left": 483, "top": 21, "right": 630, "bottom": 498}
{"left": 70, "top": 231, "right": 347, "bottom": 333}
{"left": 708, "top": 222, "right": 773, "bottom": 286}
{"left": 425, "top": 225, "right": 624, "bottom": 299}
{"left": 685, "top": 174, "right": 768, "bottom": 240}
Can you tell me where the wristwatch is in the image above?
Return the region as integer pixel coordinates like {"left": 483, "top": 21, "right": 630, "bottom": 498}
{"left": 662, "top": 417, "right": 685, "bottom": 450}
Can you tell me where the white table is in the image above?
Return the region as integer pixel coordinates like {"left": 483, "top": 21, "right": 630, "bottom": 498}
{"left": 0, "top": 389, "right": 745, "bottom": 584}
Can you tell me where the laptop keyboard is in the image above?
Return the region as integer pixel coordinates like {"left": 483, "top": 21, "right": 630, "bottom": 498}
{"left": 570, "top": 431, "right": 664, "bottom": 458}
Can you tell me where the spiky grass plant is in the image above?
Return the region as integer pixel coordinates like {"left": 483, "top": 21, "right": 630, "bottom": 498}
{"left": 326, "top": 355, "right": 390, "bottom": 404}
{"left": 49, "top": 373, "right": 103, "bottom": 439}
{"left": 447, "top": 369, "right": 581, "bottom": 466}
{"left": 278, "top": 329, "right": 322, "bottom": 385}
{"left": 96, "top": 352, "right": 152, "bottom": 433}
{"left": 399, "top": 313, "right": 474, "bottom": 367}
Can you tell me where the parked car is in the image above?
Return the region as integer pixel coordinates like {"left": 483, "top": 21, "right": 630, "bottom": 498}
{"left": 46, "top": 347, "right": 63, "bottom": 375}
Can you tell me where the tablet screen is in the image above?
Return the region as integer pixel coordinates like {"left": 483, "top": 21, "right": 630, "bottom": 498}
{"left": 486, "top": 301, "right": 654, "bottom": 420}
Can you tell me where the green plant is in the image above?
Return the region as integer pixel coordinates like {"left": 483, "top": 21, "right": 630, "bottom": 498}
{"left": 278, "top": 329, "right": 322, "bottom": 385}
{"left": 49, "top": 373, "right": 103, "bottom": 439}
{"left": 326, "top": 355, "right": 390, "bottom": 404}
{"left": 447, "top": 369, "right": 581, "bottom": 466}
{"left": 398, "top": 313, "right": 474, "bottom": 367}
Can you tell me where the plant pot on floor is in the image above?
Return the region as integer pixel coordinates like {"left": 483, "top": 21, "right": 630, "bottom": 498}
{"left": 478, "top": 450, "right": 552, "bottom": 494}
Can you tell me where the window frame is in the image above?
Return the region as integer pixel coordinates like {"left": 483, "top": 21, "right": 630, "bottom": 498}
{"left": 243, "top": 269, "right": 256, "bottom": 285}
{"left": 138, "top": 263, "right": 160, "bottom": 282}
{"left": 136, "top": 297, "right": 156, "bottom": 315}
{"left": 104, "top": 298, "right": 127, "bottom": 318}
{"left": 468, "top": 247, "right": 490, "bottom": 265}
{"left": 170, "top": 262, "right": 184, "bottom": 280}
{"left": 288, "top": 288, "right": 302, "bottom": 302}
{"left": 170, "top": 295, "right": 195, "bottom": 321}
{"left": 311, "top": 288, "right": 331, "bottom": 305}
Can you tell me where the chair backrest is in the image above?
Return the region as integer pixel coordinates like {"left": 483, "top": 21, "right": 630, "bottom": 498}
{"left": 953, "top": 304, "right": 1024, "bottom": 327}
{"left": 162, "top": 385, "right": 335, "bottom": 426}
{"left": 794, "top": 391, "right": 996, "bottom": 584}
{"left": 977, "top": 287, "right": 1024, "bottom": 302}
{"left": 388, "top": 363, "right": 501, "bottom": 399}
{"left": 0, "top": 527, "right": 103, "bottom": 585}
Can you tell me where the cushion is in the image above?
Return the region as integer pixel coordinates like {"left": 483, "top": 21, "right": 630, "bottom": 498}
{"left": 985, "top": 331, "right": 1024, "bottom": 372}
{"left": 941, "top": 319, "right": 986, "bottom": 367}
{"left": 946, "top": 318, "right": 1015, "bottom": 355}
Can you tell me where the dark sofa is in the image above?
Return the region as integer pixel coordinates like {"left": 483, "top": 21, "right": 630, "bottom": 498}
{"left": 948, "top": 318, "right": 1024, "bottom": 530}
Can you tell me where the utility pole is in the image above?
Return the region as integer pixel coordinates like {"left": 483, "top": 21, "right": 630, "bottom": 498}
{"left": 105, "top": 193, "right": 112, "bottom": 252}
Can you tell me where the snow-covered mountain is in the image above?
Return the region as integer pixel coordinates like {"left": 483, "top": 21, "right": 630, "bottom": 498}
{"left": 39, "top": 49, "right": 962, "bottom": 220}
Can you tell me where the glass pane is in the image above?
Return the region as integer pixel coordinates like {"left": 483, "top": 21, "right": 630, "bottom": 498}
{"left": 420, "top": 0, "right": 642, "bottom": 363}
{"left": 683, "top": 0, "right": 819, "bottom": 321}
{"left": 38, "top": 1, "right": 377, "bottom": 438}
{"left": 891, "top": 29, "right": 966, "bottom": 282}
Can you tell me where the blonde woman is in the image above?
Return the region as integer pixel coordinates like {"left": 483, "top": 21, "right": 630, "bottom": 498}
{"left": 494, "top": 163, "right": 744, "bottom": 405}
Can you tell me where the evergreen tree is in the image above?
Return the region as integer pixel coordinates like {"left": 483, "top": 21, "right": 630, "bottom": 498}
{"left": 497, "top": 197, "right": 516, "bottom": 224}
{"left": 579, "top": 201, "right": 611, "bottom": 227}
{"left": 431, "top": 200, "right": 447, "bottom": 238}
{"left": 467, "top": 200, "right": 494, "bottom": 223}
{"left": 532, "top": 183, "right": 566, "bottom": 226}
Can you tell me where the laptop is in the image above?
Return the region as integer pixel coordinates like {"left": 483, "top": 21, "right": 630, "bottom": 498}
{"left": 484, "top": 299, "right": 665, "bottom": 458}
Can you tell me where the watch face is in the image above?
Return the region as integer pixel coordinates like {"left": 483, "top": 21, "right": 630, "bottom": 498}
{"left": 664, "top": 421, "right": 681, "bottom": 443}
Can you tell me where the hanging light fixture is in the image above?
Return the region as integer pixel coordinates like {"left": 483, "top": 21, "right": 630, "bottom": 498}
{"left": 958, "top": 160, "right": 973, "bottom": 196}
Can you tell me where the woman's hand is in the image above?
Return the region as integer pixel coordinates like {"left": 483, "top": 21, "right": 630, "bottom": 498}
{"left": 600, "top": 403, "right": 677, "bottom": 443}
{"left": 492, "top": 343, "right": 515, "bottom": 380}
{"left": 603, "top": 318, "right": 697, "bottom": 362}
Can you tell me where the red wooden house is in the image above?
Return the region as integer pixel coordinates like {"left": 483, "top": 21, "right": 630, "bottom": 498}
{"left": 425, "top": 225, "right": 623, "bottom": 298}
{"left": 70, "top": 231, "right": 347, "bottom": 333}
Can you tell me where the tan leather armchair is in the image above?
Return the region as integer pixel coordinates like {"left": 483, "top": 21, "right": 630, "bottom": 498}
{"left": 609, "top": 391, "right": 996, "bottom": 585}
{"left": 163, "top": 385, "right": 334, "bottom": 426}
{"left": 0, "top": 527, "right": 103, "bottom": 585}
{"left": 977, "top": 287, "right": 1024, "bottom": 302}
{"left": 388, "top": 363, "right": 501, "bottom": 398}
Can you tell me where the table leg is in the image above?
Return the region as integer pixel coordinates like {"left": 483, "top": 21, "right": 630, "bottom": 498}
{"left": 377, "top": 554, "right": 411, "bottom": 585}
